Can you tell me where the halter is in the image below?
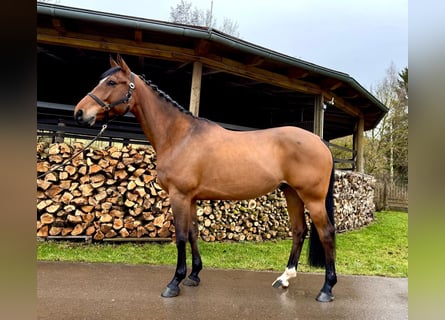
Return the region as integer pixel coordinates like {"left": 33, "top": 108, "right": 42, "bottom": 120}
{"left": 87, "top": 72, "right": 136, "bottom": 122}
{"left": 38, "top": 73, "right": 136, "bottom": 179}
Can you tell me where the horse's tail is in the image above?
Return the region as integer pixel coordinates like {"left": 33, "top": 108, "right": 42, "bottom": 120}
{"left": 308, "top": 163, "right": 335, "bottom": 268}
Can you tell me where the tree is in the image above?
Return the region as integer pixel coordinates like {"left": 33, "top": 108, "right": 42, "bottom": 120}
{"left": 170, "top": 0, "right": 240, "bottom": 37}
{"left": 399, "top": 67, "right": 408, "bottom": 94}
{"left": 391, "top": 66, "right": 408, "bottom": 182}
{"left": 220, "top": 17, "right": 240, "bottom": 37}
{"left": 366, "top": 63, "right": 408, "bottom": 184}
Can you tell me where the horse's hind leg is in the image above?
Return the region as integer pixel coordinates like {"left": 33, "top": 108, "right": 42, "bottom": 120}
{"left": 183, "top": 203, "right": 203, "bottom": 287}
{"left": 272, "top": 186, "right": 307, "bottom": 289}
{"left": 306, "top": 200, "right": 337, "bottom": 302}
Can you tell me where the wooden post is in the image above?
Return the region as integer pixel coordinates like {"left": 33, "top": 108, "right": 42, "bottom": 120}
{"left": 189, "top": 61, "right": 203, "bottom": 116}
{"left": 54, "top": 119, "right": 66, "bottom": 143}
{"left": 354, "top": 115, "right": 365, "bottom": 172}
{"left": 313, "top": 95, "right": 324, "bottom": 138}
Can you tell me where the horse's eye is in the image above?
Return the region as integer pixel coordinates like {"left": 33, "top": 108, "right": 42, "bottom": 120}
{"left": 107, "top": 80, "right": 116, "bottom": 86}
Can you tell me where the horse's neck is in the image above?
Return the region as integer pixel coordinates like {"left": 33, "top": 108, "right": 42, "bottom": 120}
{"left": 131, "top": 81, "right": 194, "bottom": 153}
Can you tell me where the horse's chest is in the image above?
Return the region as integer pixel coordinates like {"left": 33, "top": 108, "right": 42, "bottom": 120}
{"left": 155, "top": 163, "right": 198, "bottom": 194}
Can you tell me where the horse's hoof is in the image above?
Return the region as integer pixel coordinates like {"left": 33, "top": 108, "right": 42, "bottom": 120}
{"left": 161, "top": 286, "right": 180, "bottom": 298}
{"left": 272, "top": 279, "right": 282, "bottom": 288}
{"left": 316, "top": 291, "right": 334, "bottom": 302}
{"left": 272, "top": 279, "right": 288, "bottom": 289}
{"left": 272, "top": 278, "right": 290, "bottom": 289}
{"left": 183, "top": 276, "right": 200, "bottom": 287}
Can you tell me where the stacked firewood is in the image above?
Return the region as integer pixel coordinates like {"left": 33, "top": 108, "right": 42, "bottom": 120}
{"left": 36, "top": 142, "right": 375, "bottom": 242}
{"left": 333, "top": 170, "right": 375, "bottom": 232}
{"left": 195, "top": 194, "right": 291, "bottom": 242}
{"left": 36, "top": 142, "right": 175, "bottom": 241}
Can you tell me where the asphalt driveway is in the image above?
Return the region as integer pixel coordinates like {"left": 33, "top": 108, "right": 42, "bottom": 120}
{"left": 37, "top": 261, "right": 407, "bottom": 320}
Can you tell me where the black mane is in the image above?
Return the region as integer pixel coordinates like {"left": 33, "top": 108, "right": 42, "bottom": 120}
{"left": 99, "top": 67, "right": 196, "bottom": 118}
{"left": 138, "top": 74, "right": 196, "bottom": 118}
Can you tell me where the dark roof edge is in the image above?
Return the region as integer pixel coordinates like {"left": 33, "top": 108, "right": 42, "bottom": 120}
{"left": 37, "top": 3, "right": 388, "bottom": 113}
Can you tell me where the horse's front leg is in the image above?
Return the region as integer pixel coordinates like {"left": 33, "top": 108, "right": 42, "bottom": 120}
{"left": 161, "top": 194, "right": 191, "bottom": 298}
{"left": 272, "top": 186, "right": 307, "bottom": 289}
{"left": 183, "top": 202, "right": 202, "bottom": 287}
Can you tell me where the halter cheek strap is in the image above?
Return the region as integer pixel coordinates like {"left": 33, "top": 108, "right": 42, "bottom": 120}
{"left": 87, "top": 72, "right": 135, "bottom": 120}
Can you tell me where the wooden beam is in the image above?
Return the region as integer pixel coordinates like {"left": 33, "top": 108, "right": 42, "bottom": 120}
{"left": 313, "top": 95, "right": 324, "bottom": 138}
{"left": 38, "top": 28, "right": 323, "bottom": 95}
{"left": 288, "top": 67, "right": 309, "bottom": 79}
{"left": 207, "top": 55, "right": 321, "bottom": 94}
{"left": 321, "top": 79, "right": 343, "bottom": 91}
{"left": 329, "top": 81, "right": 343, "bottom": 91}
{"left": 38, "top": 27, "right": 369, "bottom": 137}
{"left": 134, "top": 30, "right": 143, "bottom": 43}
{"left": 194, "top": 39, "right": 211, "bottom": 56}
{"left": 343, "top": 93, "right": 360, "bottom": 99}
{"left": 353, "top": 116, "right": 365, "bottom": 172}
{"left": 246, "top": 56, "right": 264, "bottom": 67}
{"left": 38, "top": 28, "right": 361, "bottom": 121}
{"left": 51, "top": 18, "right": 66, "bottom": 34}
{"left": 37, "top": 28, "right": 196, "bottom": 62}
{"left": 322, "top": 91, "right": 362, "bottom": 117}
{"left": 203, "top": 69, "right": 223, "bottom": 76}
{"left": 189, "top": 61, "right": 203, "bottom": 116}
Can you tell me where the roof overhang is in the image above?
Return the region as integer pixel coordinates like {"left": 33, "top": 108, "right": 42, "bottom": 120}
{"left": 37, "top": 3, "right": 388, "bottom": 140}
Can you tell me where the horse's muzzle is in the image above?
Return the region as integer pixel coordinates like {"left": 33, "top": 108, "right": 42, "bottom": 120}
{"left": 74, "top": 109, "right": 95, "bottom": 126}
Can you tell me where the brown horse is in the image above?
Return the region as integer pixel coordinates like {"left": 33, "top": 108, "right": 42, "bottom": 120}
{"left": 74, "top": 55, "right": 337, "bottom": 302}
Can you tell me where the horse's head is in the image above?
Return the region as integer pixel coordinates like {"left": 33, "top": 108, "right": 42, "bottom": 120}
{"left": 74, "top": 54, "right": 135, "bottom": 126}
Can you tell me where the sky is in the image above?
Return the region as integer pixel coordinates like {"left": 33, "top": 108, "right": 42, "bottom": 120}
{"left": 49, "top": 0, "right": 408, "bottom": 91}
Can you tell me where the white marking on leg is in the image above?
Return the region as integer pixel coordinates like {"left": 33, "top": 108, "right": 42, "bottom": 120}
{"left": 273, "top": 267, "right": 297, "bottom": 288}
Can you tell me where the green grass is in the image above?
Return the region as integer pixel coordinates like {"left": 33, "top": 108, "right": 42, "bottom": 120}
{"left": 37, "top": 211, "right": 407, "bottom": 277}
{"left": 335, "top": 211, "right": 408, "bottom": 277}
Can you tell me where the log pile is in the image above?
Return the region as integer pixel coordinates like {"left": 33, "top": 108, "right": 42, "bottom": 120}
{"left": 333, "top": 170, "right": 375, "bottom": 232}
{"left": 195, "top": 195, "right": 290, "bottom": 242}
{"left": 36, "top": 142, "right": 375, "bottom": 242}
{"left": 37, "top": 142, "right": 175, "bottom": 241}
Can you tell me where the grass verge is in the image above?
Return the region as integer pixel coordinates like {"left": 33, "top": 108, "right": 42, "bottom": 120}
{"left": 37, "top": 211, "right": 407, "bottom": 277}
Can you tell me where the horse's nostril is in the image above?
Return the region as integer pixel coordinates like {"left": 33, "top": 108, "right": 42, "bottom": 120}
{"left": 75, "top": 110, "right": 83, "bottom": 122}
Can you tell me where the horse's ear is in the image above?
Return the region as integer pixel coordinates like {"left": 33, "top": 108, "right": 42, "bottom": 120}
{"left": 110, "top": 55, "right": 119, "bottom": 67}
{"left": 116, "top": 54, "right": 131, "bottom": 73}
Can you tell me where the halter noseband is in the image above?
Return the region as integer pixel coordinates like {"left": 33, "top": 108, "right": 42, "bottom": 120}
{"left": 87, "top": 72, "right": 135, "bottom": 121}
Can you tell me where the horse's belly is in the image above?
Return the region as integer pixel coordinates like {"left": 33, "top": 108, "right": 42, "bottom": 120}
{"left": 195, "top": 160, "right": 282, "bottom": 200}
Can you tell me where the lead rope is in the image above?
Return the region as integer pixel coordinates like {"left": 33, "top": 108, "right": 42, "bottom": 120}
{"left": 38, "top": 73, "right": 134, "bottom": 180}
{"left": 37, "top": 124, "right": 108, "bottom": 179}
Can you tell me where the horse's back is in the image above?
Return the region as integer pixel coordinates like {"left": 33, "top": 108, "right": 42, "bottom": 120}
{"left": 170, "top": 123, "right": 333, "bottom": 200}
{"left": 191, "top": 123, "right": 332, "bottom": 173}
{"left": 221, "top": 125, "right": 332, "bottom": 167}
